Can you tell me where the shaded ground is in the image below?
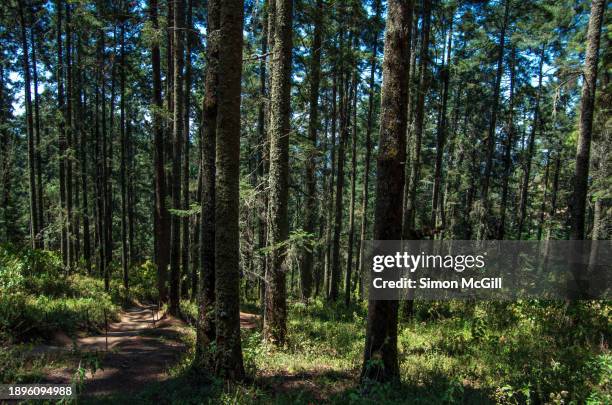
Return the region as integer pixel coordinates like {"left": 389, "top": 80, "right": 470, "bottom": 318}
{"left": 40, "top": 304, "right": 187, "bottom": 397}
{"left": 36, "top": 304, "right": 261, "bottom": 399}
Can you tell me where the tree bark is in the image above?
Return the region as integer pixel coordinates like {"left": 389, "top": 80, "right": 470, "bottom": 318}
{"left": 196, "top": 0, "right": 219, "bottom": 368}
{"left": 323, "top": 79, "right": 337, "bottom": 299}
{"left": 404, "top": 0, "right": 431, "bottom": 237}
{"left": 29, "top": 6, "right": 44, "bottom": 238}
{"left": 57, "top": 0, "right": 68, "bottom": 266}
{"left": 214, "top": 0, "right": 245, "bottom": 379}
{"left": 498, "top": 46, "right": 517, "bottom": 239}
{"left": 361, "top": 0, "right": 411, "bottom": 383}
{"left": 517, "top": 46, "right": 545, "bottom": 240}
{"left": 182, "top": 0, "right": 193, "bottom": 298}
{"left": 345, "top": 73, "right": 358, "bottom": 306}
{"left": 330, "top": 25, "right": 350, "bottom": 302}
{"left": 120, "top": 19, "right": 129, "bottom": 293}
{"left": 571, "top": 0, "right": 606, "bottom": 241}
{"left": 480, "top": 0, "right": 510, "bottom": 213}
{"left": 356, "top": 2, "right": 380, "bottom": 300}
{"left": 18, "top": 0, "right": 39, "bottom": 250}
{"left": 301, "top": 0, "right": 323, "bottom": 302}
{"left": 65, "top": 1, "right": 74, "bottom": 267}
{"left": 537, "top": 153, "right": 550, "bottom": 241}
{"left": 264, "top": 0, "right": 293, "bottom": 345}
{"left": 169, "top": 0, "right": 185, "bottom": 315}
{"left": 431, "top": 13, "right": 453, "bottom": 228}
{"left": 150, "top": 0, "right": 170, "bottom": 302}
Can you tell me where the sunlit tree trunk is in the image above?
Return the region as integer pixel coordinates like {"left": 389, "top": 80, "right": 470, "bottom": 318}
{"left": 571, "top": 0, "right": 605, "bottom": 241}
{"left": 264, "top": 0, "right": 294, "bottom": 345}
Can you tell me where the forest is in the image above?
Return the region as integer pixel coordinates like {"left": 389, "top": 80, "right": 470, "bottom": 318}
{"left": 0, "top": 0, "right": 610, "bottom": 403}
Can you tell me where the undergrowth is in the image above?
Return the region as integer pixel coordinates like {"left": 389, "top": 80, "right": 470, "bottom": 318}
{"left": 1, "top": 245, "right": 610, "bottom": 403}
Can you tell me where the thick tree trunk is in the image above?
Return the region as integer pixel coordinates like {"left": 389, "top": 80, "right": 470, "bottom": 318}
{"left": 196, "top": 0, "right": 219, "bottom": 368}
{"left": 301, "top": 0, "right": 323, "bottom": 302}
{"left": 169, "top": 0, "right": 185, "bottom": 315}
{"left": 361, "top": 0, "right": 411, "bottom": 383}
{"left": 214, "top": 0, "right": 245, "bottom": 379}
{"left": 571, "top": 0, "right": 605, "bottom": 241}
{"left": 264, "top": 0, "right": 293, "bottom": 345}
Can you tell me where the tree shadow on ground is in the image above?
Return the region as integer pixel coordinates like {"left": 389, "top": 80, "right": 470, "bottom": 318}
{"left": 81, "top": 365, "right": 495, "bottom": 405}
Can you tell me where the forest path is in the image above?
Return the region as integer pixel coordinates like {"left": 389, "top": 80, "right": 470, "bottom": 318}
{"left": 43, "top": 304, "right": 187, "bottom": 397}
{"left": 41, "top": 304, "right": 261, "bottom": 398}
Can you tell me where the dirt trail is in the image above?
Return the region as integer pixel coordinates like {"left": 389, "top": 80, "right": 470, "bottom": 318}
{"left": 40, "top": 304, "right": 260, "bottom": 398}
{"left": 43, "top": 304, "right": 187, "bottom": 397}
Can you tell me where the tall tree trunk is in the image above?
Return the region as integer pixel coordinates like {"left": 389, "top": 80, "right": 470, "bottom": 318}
{"left": 537, "top": 153, "right": 550, "bottom": 240}
{"left": 120, "top": 19, "right": 129, "bottom": 293}
{"left": 77, "top": 36, "right": 91, "bottom": 274}
{"left": 517, "top": 46, "right": 545, "bottom": 239}
{"left": 301, "top": 0, "right": 323, "bottom": 302}
{"left": 330, "top": 25, "right": 349, "bottom": 302}
{"left": 104, "top": 34, "right": 114, "bottom": 285}
{"left": 127, "top": 112, "right": 135, "bottom": 264}
{"left": 361, "top": 0, "right": 411, "bottom": 383}
{"left": 169, "top": 0, "right": 185, "bottom": 315}
{"left": 182, "top": 0, "right": 193, "bottom": 298}
{"left": 29, "top": 7, "right": 44, "bottom": 238}
{"left": 431, "top": 13, "right": 453, "bottom": 228}
{"left": 149, "top": 0, "right": 169, "bottom": 302}
{"left": 95, "top": 23, "right": 107, "bottom": 287}
{"left": 264, "top": 0, "right": 293, "bottom": 345}
{"left": 257, "top": 0, "right": 269, "bottom": 308}
{"left": 571, "top": 0, "right": 605, "bottom": 241}
{"left": 356, "top": 0, "right": 381, "bottom": 301}
{"left": 214, "top": 0, "right": 245, "bottom": 379}
{"left": 404, "top": 0, "right": 431, "bottom": 237}
{"left": 498, "top": 46, "right": 517, "bottom": 239}
{"left": 480, "top": 0, "right": 510, "bottom": 218}
{"left": 18, "top": 0, "right": 39, "bottom": 250}
{"left": 65, "top": 1, "right": 74, "bottom": 267}
{"left": 323, "top": 79, "right": 337, "bottom": 298}
{"left": 196, "top": 0, "right": 219, "bottom": 368}
{"left": 56, "top": 0, "right": 68, "bottom": 266}
{"left": 345, "top": 74, "right": 357, "bottom": 306}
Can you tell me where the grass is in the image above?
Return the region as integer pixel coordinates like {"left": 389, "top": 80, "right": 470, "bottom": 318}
{"left": 90, "top": 298, "right": 610, "bottom": 404}
{"left": 1, "top": 245, "right": 610, "bottom": 403}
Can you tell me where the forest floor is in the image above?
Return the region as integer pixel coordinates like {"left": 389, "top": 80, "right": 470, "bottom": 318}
{"left": 38, "top": 303, "right": 187, "bottom": 397}
{"left": 35, "top": 303, "right": 260, "bottom": 399}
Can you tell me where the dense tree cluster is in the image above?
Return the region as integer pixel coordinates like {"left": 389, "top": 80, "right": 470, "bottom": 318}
{"left": 0, "top": 0, "right": 608, "bottom": 381}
